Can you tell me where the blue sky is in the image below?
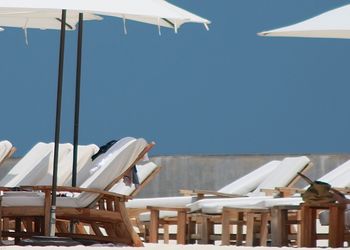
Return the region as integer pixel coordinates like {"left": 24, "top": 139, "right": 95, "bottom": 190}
{"left": 1, "top": 0, "right": 350, "bottom": 156}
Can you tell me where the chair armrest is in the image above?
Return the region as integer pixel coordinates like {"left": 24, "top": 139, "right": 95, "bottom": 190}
{"left": 179, "top": 189, "right": 244, "bottom": 198}
{"left": 20, "top": 185, "right": 131, "bottom": 200}
{"left": 260, "top": 188, "right": 277, "bottom": 196}
{"left": 259, "top": 188, "right": 299, "bottom": 196}
{"left": 274, "top": 187, "right": 305, "bottom": 197}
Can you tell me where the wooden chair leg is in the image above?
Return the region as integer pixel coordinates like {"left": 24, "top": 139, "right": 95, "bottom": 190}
{"left": 329, "top": 205, "right": 345, "bottom": 248}
{"left": 149, "top": 209, "right": 159, "bottom": 243}
{"left": 34, "top": 217, "right": 41, "bottom": 234}
{"left": 259, "top": 213, "right": 269, "bottom": 246}
{"left": 296, "top": 210, "right": 302, "bottom": 246}
{"left": 300, "top": 205, "right": 316, "bottom": 247}
{"left": 188, "top": 219, "right": 196, "bottom": 244}
{"left": 14, "top": 218, "right": 21, "bottom": 245}
{"left": 199, "top": 215, "right": 214, "bottom": 244}
{"left": 245, "top": 213, "right": 255, "bottom": 246}
{"left": 177, "top": 210, "right": 187, "bottom": 244}
{"left": 2, "top": 218, "right": 9, "bottom": 241}
{"left": 44, "top": 190, "right": 51, "bottom": 236}
{"left": 236, "top": 212, "right": 244, "bottom": 246}
{"left": 221, "top": 208, "right": 231, "bottom": 245}
{"left": 163, "top": 224, "right": 169, "bottom": 244}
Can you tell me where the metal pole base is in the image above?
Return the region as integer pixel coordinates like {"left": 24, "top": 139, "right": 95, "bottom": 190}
{"left": 19, "top": 236, "right": 81, "bottom": 246}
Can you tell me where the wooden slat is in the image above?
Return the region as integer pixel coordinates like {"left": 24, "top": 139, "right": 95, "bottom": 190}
{"left": 179, "top": 189, "right": 244, "bottom": 198}
{"left": 2, "top": 207, "right": 45, "bottom": 217}
{"left": 55, "top": 207, "right": 122, "bottom": 223}
{"left": 21, "top": 185, "right": 130, "bottom": 200}
{"left": 287, "top": 162, "right": 313, "bottom": 188}
{"left": 90, "top": 222, "right": 104, "bottom": 237}
{"left": 56, "top": 220, "right": 69, "bottom": 233}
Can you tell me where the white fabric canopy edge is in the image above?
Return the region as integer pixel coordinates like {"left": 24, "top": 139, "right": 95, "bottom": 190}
{"left": 258, "top": 3, "right": 350, "bottom": 39}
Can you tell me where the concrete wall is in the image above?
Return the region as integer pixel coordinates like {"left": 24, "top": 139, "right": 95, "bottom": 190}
{"left": 2, "top": 154, "right": 350, "bottom": 198}
{"left": 136, "top": 154, "right": 350, "bottom": 198}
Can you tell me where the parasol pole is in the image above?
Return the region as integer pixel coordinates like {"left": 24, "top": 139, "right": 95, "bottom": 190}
{"left": 50, "top": 8, "right": 67, "bottom": 237}
{"left": 72, "top": 12, "right": 84, "bottom": 188}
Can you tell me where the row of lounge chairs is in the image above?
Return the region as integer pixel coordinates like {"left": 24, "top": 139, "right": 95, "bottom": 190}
{"left": 128, "top": 156, "right": 350, "bottom": 247}
{"left": 1, "top": 139, "right": 350, "bottom": 247}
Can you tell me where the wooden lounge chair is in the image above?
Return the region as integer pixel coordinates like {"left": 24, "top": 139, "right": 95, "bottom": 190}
{"left": 0, "top": 137, "right": 153, "bottom": 246}
{"left": 145, "top": 156, "right": 312, "bottom": 244}
{"left": 0, "top": 140, "right": 16, "bottom": 166}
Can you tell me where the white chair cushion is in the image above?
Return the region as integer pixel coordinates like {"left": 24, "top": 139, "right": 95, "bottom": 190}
{"left": 110, "top": 160, "right": 159, "bottom": 196}
{"left": 0, "top": 143, "right": 73, "bottom": 187}
{"left": 17, "top": 143, "right": 73, "bottom": 186}
{"left": 250, "top": 156, "right": 310, "bottom": 195}
{"left": 187, "top": 196, "right": 272, "bottom": 213}
{"left": 318, "top": 160, "right": 350, "bottom": 185}
{"left": 200, "top": 197, "right": 269, "bottom": 214}
{"left": 218, "top": 160, "right": 281, "bottom": 195}
{"left": 36, "top": 144, "right": 99, "bottom": 186}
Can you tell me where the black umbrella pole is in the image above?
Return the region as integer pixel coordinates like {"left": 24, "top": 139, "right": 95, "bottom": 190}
{"left": 50, "top": 9, "right": 67, "bottom": 238}
{"left": 72, "top": 13, "right": 84, "bottom": 188}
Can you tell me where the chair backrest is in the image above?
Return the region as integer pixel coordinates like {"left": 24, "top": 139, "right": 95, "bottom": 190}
{"left": 36, "top": 144, "right": 99, "bottom": 186}
{"left": 109, "top": 160, "right": 159, "bottom": 196}
{"left": 75, "top": 138, "right": 135, "bottom": 186}
{"left": 0, "top": 140, "right": 13, "bottom": 164}
{"left": 317, "top": 159, "right": 350, "bottom": 187}
{"left": 0, "top": 142, "right": 72, "bottom": 187}
{"left": 250, "top": 156, "right": 311, "bottom": 196}
{"left": 218, "top": 160, "right": 281, "bottom": 195}
{"left": 75, "top": 137, "right": 149, "bottom": 207}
